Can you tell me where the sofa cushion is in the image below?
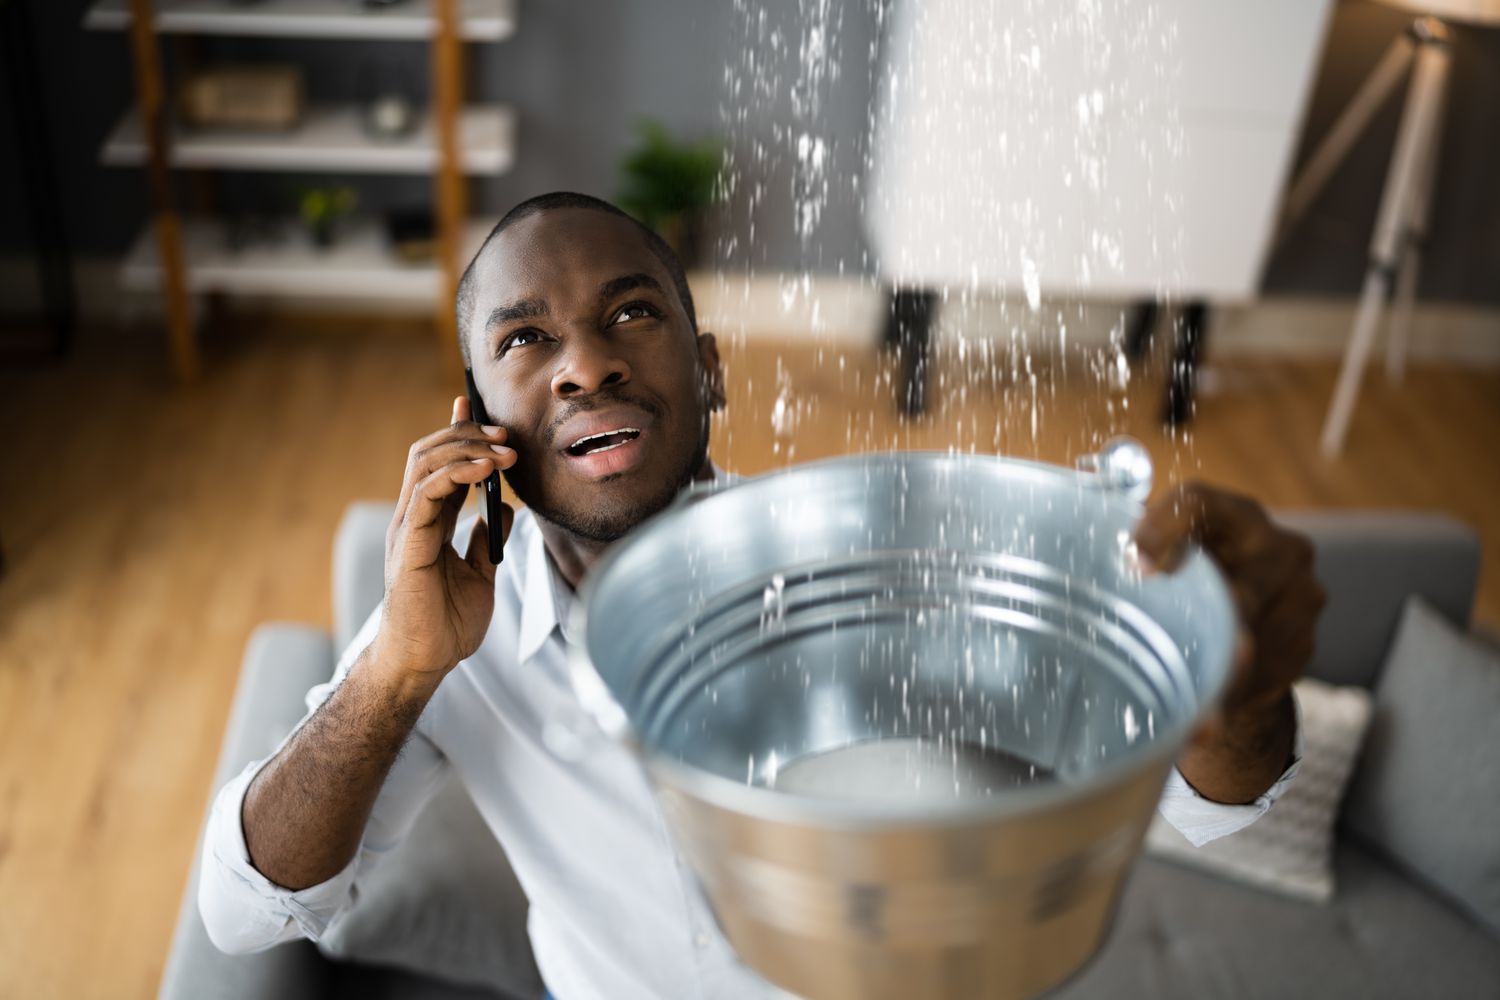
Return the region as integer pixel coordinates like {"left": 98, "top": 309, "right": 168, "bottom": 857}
{"left": 1052, "top": 843, "right": 1500, "bottom": 1000}
{"left": 1344, "top": 596, "right": 1500, "bottom": 938}
{"left": 317, "top": 774, "right": 545, "bottom": 999}
{"left": 1144, "top": 678, "right": 1371, "bottom": 901}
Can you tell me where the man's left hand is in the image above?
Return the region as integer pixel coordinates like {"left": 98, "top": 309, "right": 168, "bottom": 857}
{"left": 1133, "top": 482, "right": 1327, "bottom": 804}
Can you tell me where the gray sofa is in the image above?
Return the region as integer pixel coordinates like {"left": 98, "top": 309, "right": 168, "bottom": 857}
{"left": 160, "top": 504, "right": 1500, "bottom": 999}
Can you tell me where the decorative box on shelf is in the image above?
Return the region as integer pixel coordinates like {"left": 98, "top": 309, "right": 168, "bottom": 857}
{"left": 179, "top": 66, "right": 304, "bottom": 130}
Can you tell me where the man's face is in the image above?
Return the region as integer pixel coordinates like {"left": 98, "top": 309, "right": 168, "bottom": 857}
{"left": 465, "top": 208, "right": 724, "bottom": 542}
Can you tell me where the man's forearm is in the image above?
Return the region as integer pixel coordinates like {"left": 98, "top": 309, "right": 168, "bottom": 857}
{"left": 1176, "top": 690, "right": 1296, "bottom": 805}
{"left": 242, "top": 644, "right": 440, "bottom": 890}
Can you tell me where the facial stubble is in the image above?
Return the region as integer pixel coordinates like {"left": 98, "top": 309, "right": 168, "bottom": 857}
{"left": 502, "top": 393, "right": 711, "bottom": 544}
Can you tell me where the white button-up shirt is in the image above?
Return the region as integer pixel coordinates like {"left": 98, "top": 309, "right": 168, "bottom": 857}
{"left": 200, "top": 477, "right": 1300, "bottom": 1000}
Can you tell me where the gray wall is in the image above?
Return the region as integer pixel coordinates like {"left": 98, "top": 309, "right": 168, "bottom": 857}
{"left": 3, "top": 0, "right": 1497, "bottom": 304}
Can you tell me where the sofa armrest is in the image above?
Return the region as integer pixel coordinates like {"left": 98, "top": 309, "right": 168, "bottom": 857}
{"left": 158, "top": 625, "right": 340, "bottom": 1000}
{"left": 333, "top": 502, "right": 397, "bottom": 653}
{"left": 211, "top": 625, "right": 338, "bottom": 786}
{"left": 1275, "top": 511, "right": 1480, "bottom": 690}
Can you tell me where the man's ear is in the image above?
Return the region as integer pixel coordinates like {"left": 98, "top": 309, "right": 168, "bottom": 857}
{"left": 697, "top": 331, "right": 727, "bottom": 413}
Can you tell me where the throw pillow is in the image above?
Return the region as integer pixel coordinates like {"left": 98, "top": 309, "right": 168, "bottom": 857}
{"left": 1145, "top": 678, "right": 1372, "bottom": 902}
{"left": 1344, "top": 596, "right": 1500, "bottom": 938}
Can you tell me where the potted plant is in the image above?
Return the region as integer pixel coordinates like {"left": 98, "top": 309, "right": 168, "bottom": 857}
{"left": 299, "top": 185, "right": 357, "bottom": 249}
{"left": 618, "top": 120, "right": 721, "bottom": 268}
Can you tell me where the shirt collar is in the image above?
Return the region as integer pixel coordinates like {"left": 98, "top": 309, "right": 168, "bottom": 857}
{"left": 514, "top": 462, "right": 735, "bottom": 665}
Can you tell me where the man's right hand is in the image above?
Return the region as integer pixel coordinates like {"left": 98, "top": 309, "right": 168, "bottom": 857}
{"left": 373, "top": 395, "right": 516, "bottom": 680}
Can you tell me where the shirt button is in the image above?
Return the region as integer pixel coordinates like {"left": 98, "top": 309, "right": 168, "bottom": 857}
{"left": 693, "top": 932, "right": 710, "bottom": 949}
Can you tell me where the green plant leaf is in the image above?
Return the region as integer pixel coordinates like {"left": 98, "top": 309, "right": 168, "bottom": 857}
{"left": 618, "top": 118, "right": 722, "bottom": 232}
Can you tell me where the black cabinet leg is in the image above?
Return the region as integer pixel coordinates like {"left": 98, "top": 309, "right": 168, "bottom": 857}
{"left": 880, "top": 286, "right": 938, "bottom": 417}
{"left": 1123, "top": 300, "right": 1159, "bottom": 362}
{"left": 1163, "top": 301, "right": 1208, "bottom": 427}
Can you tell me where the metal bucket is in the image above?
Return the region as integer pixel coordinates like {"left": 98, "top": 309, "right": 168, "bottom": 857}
{"left": 569, "top": 446, "right": 1235, "bottom": 1000}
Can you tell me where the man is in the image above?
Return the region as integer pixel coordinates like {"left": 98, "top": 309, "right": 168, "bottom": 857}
{"left": 200, "top": 192, "right": 1324, "bottom": 999}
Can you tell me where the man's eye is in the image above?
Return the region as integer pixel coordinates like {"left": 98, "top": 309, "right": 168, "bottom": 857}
{"left": 610, "top": 302, "right": 659, "bottom": 325}
{"left": 501, "top": 328, "right": 545, "bottom": 354}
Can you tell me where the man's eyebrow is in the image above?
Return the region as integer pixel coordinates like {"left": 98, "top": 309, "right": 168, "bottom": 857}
{"left": 598, "top": 272, "right": 666, "bottom": 303}
{"left": 485, "top": 298, "right": 549, "bottom": 330}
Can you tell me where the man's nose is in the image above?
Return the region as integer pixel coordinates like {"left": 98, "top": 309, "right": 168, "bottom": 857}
{"left": 550, "top": 331, "right": 631, "bottom": 398}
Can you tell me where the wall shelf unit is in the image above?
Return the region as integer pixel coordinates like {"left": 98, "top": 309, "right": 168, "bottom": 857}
{"left": 89, "top": 0, "right": 509, "bottom": 380}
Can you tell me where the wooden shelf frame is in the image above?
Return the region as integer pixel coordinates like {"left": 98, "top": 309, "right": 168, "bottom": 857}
{"left": 112, "top": 0, "right": 502, "bottom": 381}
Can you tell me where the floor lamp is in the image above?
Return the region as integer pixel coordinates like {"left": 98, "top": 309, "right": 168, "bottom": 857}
{"left": 1279, "top": 1, "right": 1500, "bottom": 457}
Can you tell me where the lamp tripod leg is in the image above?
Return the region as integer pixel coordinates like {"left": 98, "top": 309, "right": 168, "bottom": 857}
{"left": 1386, "top": 227, "right": 1421, "bottom": 386}
{"left": 1321, "top": 272, "right": 1391, "bottom": 457}
{"left": 1321, "top": 19, "right": 1452, "bottom": 456}
{"left": 1385, "top": 62, "right": 1448, "bottom": 385}
{"left": 1279, "top": 34, "right": 1414, "bottom": 240}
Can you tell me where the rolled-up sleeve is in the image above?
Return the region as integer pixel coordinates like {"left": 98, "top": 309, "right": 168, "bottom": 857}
{"left": 197, "top": 606, "right": 448, "bottom": 954}
{"left": 1156, "top": 688, "right": 1304, "bottom": 847}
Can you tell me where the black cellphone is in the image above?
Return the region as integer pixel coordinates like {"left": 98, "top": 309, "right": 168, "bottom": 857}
{"left": 464, "top": 367, "right": 506, "bottom": 564}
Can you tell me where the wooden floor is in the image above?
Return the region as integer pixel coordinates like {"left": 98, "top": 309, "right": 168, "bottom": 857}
{"left": 1, "top": 319, "right": 1497, "bottom": 999}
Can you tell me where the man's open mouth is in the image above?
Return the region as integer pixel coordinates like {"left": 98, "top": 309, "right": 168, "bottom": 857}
{"left": 565, "top": 428, "right": 642, "bottom": 457}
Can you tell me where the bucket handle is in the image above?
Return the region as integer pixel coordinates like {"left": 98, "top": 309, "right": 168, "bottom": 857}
{"left": 1075, "top": 436, "right": 1153, "bottom": 503}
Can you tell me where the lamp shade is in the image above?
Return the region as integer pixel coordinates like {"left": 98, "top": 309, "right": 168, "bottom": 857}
{"left": 1373, "top": 0, "right": 1500, "bottom": 26}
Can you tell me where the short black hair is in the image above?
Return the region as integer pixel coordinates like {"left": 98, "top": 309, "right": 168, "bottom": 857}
{"left": 455, "top": 191, "right": 698, "bottom": 365}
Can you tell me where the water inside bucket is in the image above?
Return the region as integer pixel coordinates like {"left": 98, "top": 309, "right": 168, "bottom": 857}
{"left": 769, "top": 738, "right": 1057, "bottom": 802}
{"left": 663, "top": 598, "right": 1163, "bottom": 798}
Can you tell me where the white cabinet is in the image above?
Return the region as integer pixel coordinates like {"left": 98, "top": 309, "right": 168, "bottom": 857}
{"left": 866, "top": 0, "right": 1334, "bottom": 301}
